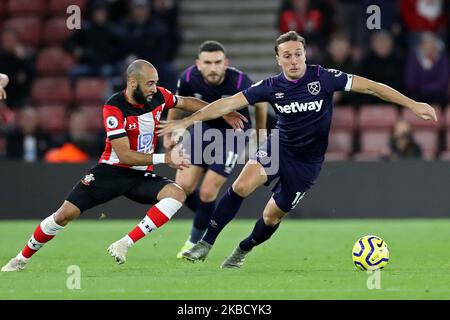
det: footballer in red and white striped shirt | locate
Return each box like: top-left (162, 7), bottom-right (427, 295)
top-left (1, 59), bottom-right (248, 271)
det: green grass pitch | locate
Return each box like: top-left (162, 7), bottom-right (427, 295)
top-left (0, 218), bottom-right (449, 300)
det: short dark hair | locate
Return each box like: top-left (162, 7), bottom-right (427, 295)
top-left (275, 31), bottom-right (306, 55)
top-left (198, 40), bottom-right (227, 56)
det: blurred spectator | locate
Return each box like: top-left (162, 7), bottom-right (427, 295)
top-left (277, 0), bottom-right (330, 62)
top-left (45, 110), bottom-right (102, 163)
top-left (361, 1), bottom-right (405, 52)
top-left (322, 33), bottom-right (360, 105)
top-left (117, 0), bottom-right (177, 90)
top-left (384, 120), bottom-right (423, 160)
top-left (401, 0), bottom-right (448, 34)
top-left (152, 0), bottom-right (182, 62)
top-left (0, 28), bottom-right (35, 108)
top-left (86, 0), bottom-right (128, 22)
top-left (360, 30), bottom-right (404, 104)
top-left (405, 32), bottom-right (450, 105)
top-left (5, 107), bottom-right (50, 162)
top-left (332, 0), bottom-right (364, 48)
top-left (64, 0), bottom-right (122, 82)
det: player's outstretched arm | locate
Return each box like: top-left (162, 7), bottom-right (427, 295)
top-left (110, 136), bottom-right (190, 169)
top-left (175, 95), bottom-right (248, 130)
top-left (157, 92), bottom-right (250, 136)
top-left (0, 73), bottom-right (9, 100)
top-left (350, 75), bottom-right (437, 121)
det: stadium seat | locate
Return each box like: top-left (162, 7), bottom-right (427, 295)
top-left (325, 152), bottom-right (350, 161)
top-left (440, 131), bottom-right (450, 160)
top-left (0, 1), bottom-right (5, 18)
top-left (358, 104), bottom-right (399, 130)
top-left (326, 129), bottom-right (353, 161)
top-left (6, 0), bottom-right (46, 17)
top-left (444, 106), bottom-right (450, 129)
top-left (328, 130), bottom-right (353, 153)
top-left (43, 17), bottom-right (75, 46)
top-left (400, 105), bottom-right (442, 130)
top-left (331, 106), bottom-right (356, 131)
top-left (48, 0), bottom-right (87, 16)
top-left (36, 47), bottom-right (75, 76)
top-left (31, 77), bottom-right (72, 106)
top-left (3, 17), bottom-right (42, 48)
top-left (36, 105), bottom-right (67, 133)
top-left (412, 130), bottom-right (438, 160)
top-left (78, 105), bottom-right (104, 132)
top-left (353, 130), bottom-right (390, 161)
top-left (75, 78), bottom-right (108, 105)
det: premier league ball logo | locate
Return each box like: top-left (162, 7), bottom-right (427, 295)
top-left (307, 81), bottom-right (321, 95)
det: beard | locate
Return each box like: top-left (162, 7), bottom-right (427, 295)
top-left (132, 84), bottom-right (148, 104)
top-left (203, 72), bottom-right (225, 86)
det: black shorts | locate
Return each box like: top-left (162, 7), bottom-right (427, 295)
top-left (66, 164), bottom-right (173, 213)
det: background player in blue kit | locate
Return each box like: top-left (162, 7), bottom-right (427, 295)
top-left (160, 30), bottom-right (437, 269)
top-left (164, 41), bottom-right (268, 258)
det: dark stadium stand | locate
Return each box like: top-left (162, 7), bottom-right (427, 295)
top-left (36, 47), bottom-right (75, 76)
top-left (3, 17), bottom-right (42, 48)
top-left (42, 17), bottom-right (73, 46)
top-left (36, 104), bottom-right (67, 133)
top-left (0, 0), bottom-right (448, 161)
top-left (358, 104), bottom-right (399, 130)
top-left (48, 0), bottom-right (87, 17)
top-left (31, 77), bottom-right (72, 106)
top-left (6, 0), bottom-right (47, 17)
top-left (74, 78), bottom-right (108, 105)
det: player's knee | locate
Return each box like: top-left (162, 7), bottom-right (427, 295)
top-left (54, 206), bottom-right (80, 226)
top-left (176, 181), bottom-right (195, 196)
top-left (262, 210), bottom-right (283, 226)
top-left (232, 179), bottom-right (252, 198)
top-left (164, 183), bottom-right (187, 203)
top-left (199, 184), bottom-right (220, 202)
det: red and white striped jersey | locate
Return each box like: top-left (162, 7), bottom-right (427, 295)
top-left (99, 87), bottom-right (177, 171)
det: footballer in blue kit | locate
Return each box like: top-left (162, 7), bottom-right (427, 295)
top-left (164, 41), bottom-right (267, 258)
top-left (158, 31), bottom-right (437, 268)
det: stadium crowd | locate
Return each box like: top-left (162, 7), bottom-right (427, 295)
top-left (0, 0), bottom-right (449, 161)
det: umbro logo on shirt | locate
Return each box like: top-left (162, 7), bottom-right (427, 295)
top-left (274, 99), bottom-right (323, 114)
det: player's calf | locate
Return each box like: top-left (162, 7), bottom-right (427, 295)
top-left (108, 196), bottom-right (183, 264)
top-left (1, 211), bottom-right (67, 272)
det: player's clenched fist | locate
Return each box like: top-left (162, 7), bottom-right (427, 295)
top-left (410, 102), bottom-right (438, 122)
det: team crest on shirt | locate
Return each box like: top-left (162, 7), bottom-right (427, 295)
top-left (81, 173), bottom-right (95, 186)
top-left (106, 116), bottom-right (119, 129)
top-left (307, 81), bottom-right (321, 95)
